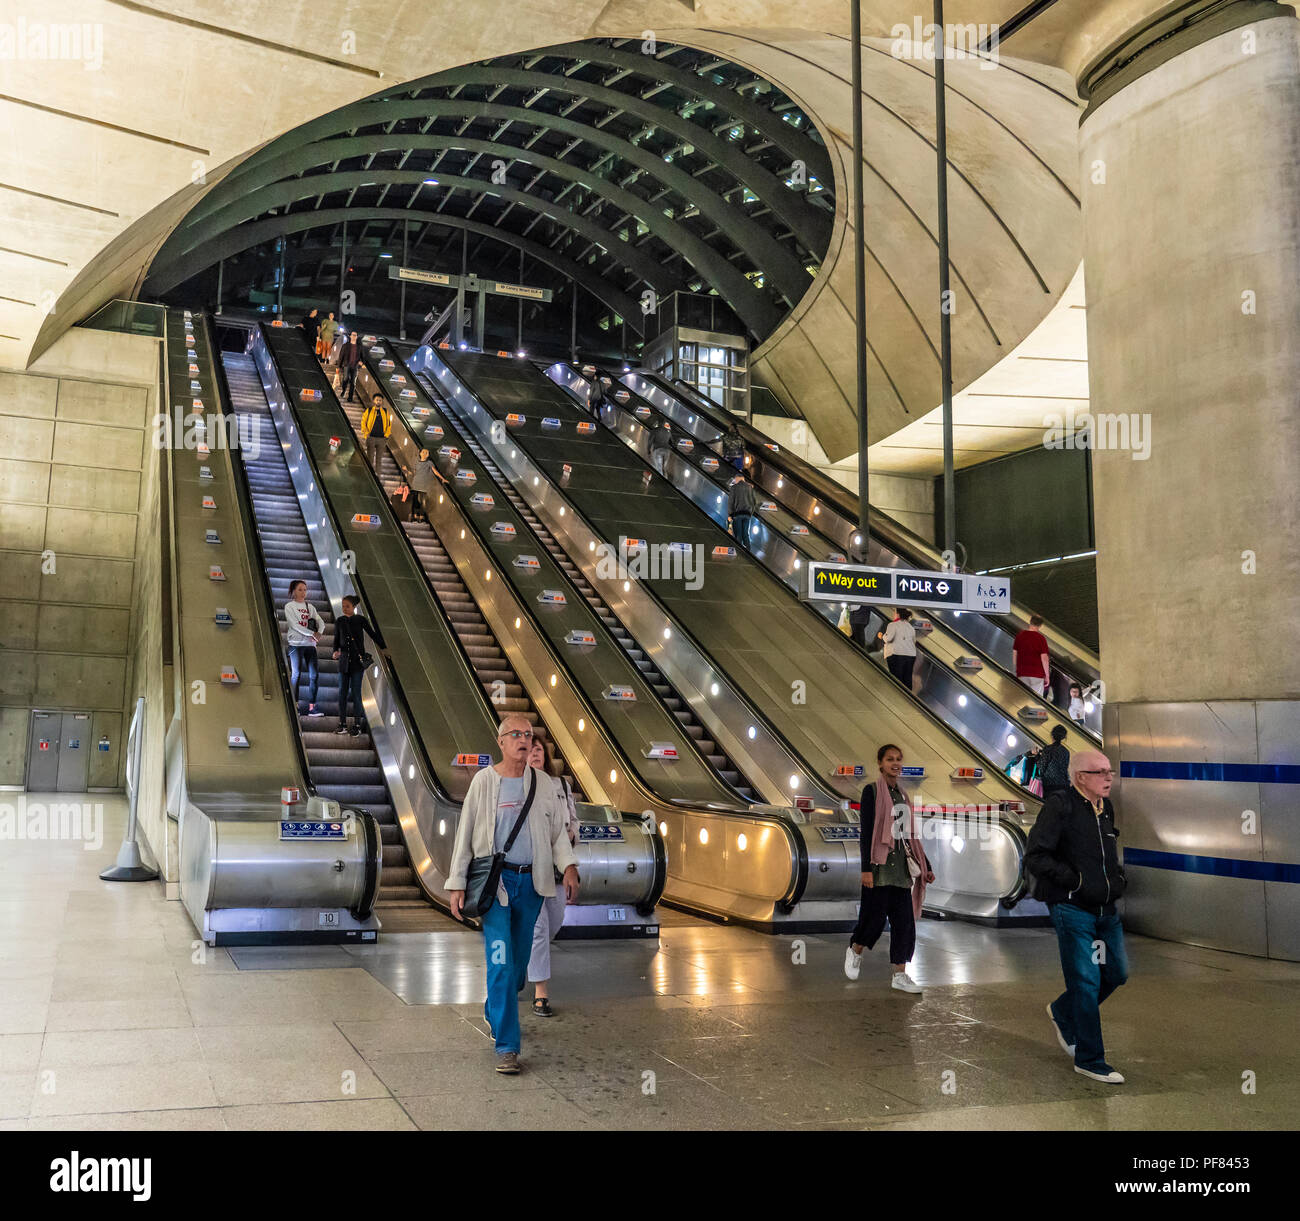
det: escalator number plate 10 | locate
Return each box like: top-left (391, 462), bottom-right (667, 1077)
top-left (790, 524), bottom-right (809, 536)
top-left (951, 767), bottom-right (985, 781)
top-left (760, 502), bottom-right (778, 512)
top-left (542, 417), bottom-right (562, 429)
top-left (565, 630), bottom-right (596, 646)
top-left (576, 422), bottom-right (596, 434)
top-left (712, 546), bottom-right (736, 558)
top-left (378, 360), bottom-right (395, 371)
top-left (538, 590), bottom-right (567, 605)
top-left (470, 493), bottom-right (495, 508)
top-left (351, 514), bottom-right (381, 528)
top-left (491, 522), bottom-right (516, 537)
top-left (456, 469), bottom-right (476, 482)
top-left (603, 686), bottom-right (637, 702)
top-left (454, 753), bottom-right (492, 768)
top-left (438, 445), bottom-right (460, 459)
top-left (513, 555), bottom-right (540, 570)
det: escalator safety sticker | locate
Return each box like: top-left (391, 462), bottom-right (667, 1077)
top-left (438, 445), bottom-right (460, 460)
top-left (954, 656), bottom-right (983, 671)
top-left (580, 824), bottom-right (625, 841)
top-left (712, 546), bottom-right (736, 558)
top-left (362, 334), bottom-right (377, 345)
top-left (818, 825), bottom-right (861, 842)
top-left (603, 685), bottom-right (636, 701)
top-left (201, 495), bottom-right (217, 510)
top-left (667, 542), bottom-right (692, 554)
top-left (399, 389), bottom-right (417, 400)
top-left (634, 406), bottom-right (651, 419)
top-left (198, 466), bottom-right (213, 481)
top-left (580, 365), bottom-right (597, 376)
top-left (280, 787), bottom-right (301, 805)
top-left (700, 457), bottom-right (719, 472)
top-left (191, 398), bottom-right (205, 414)
top-left (351, 514), bottom-right (382, 528)
top-left (378, 360), bottom-right (396, 372)
top-left (832, 764), bottom-right (866, 778)
top-left (491, 522), bottom-right (516, 537)
top-left (299, 388), bottom-right (323, 401)
top-left (565, 629), bottom-right (596, 646)
top-left (470, 493), bottom-right (495, 508)
top-left (189, 380), bottom-right (202, 392)
top-left (542, 417), bottom-right (562, 429)
top-left (827, 553), bottom-right (846, 563)
top-left (214, 608), bottom-right (233, 626)
top-left (622, 538), bottom-right (647, 553)
top-left (912, 619), bottom-right (934, 633)
top-left (951, 766), bottom-right (985, 781)
top-left (790, 524), bottom-right (809, 536)
top-left (561, 464), bottom-right (572, 477)
top-left (643, 742), bottom-right (678, 761)
top-left (454, 753), bottom-right (492, 768)
top-left (513, 555), bottom-right (540, 571)
top-left (220, 666), bottom-right (239, 685)
top-left (505, 413), bottom-right (525, 426)
top-left (188, 364), bottom-right (200, 376)
top-left (279, 821), bottom-right (346, 840)
top-left (456, 468), bottom-right (477, 483)
top-left (614, 389), bottom-right (631, 403)
top-left (900, 766), bottom-right (926, 779)
top-left (185, 335), bottom-right (195, 347)
top-left (197, 442), bottom-right (211, 458)
top-left (205, 529), bottom-right (220, 544)
top-left (676, 438), bottom-right (694, 452)
top-left (1017, 706), bottom-right (1049, 723)
top-left (411, 406), bottom-right (431, 419)
top-left (389, 374), bottom-right (407, 385)
top-left (576, 421), bottom-right (596, 434)
top-left (538, 589), bottom-right (567, 606)
top-left (369, 346), bottom-right (384, 356)
top-left (426, 424), bottom-right (443, 438)
top-left (764, 442), bottom-right (780, 452)
top-left (759, 501), bottom-right (778, 512)
top-left (208, 565), bottom-right (226, 582)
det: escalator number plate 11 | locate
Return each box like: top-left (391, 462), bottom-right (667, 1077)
top-left (951, 767), bottom-right (985, 781)
top-left (565, 630), bottom-right (596, 646)
top-left (790, 524), bottom-right (809, 536)
top-left (456, 469), bottom-right (476, 482)
top-left (299, 389), bottom-right (322, 401)
top-left (576, 422), bottom-right (596, 434)
top-left (644, 742), bottom-right (679, 760)
top-left (542, 417), bottom-right (561, 429)
top-left (438, 445), bottom-right (459, 459)
top-left (454, 753), bottom-right (492, 768)
top-left (538, 590), bottom-right (567, 605)
top-left (351, 514), bottom-right (381, 528)
top-left (603, 686), bottom-right (637, 702)
top-left (208, 565), bottom-right (226, 581)
top-left (513, 555), bottom-right (540, 570)
top-left (760, 501), bottom-right (778, 512)
top-left (470, 493), bottom-right (495, 508)
top-left (491, 522), bottom-right (516, 537)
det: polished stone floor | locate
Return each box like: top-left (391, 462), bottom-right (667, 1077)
top-left (3, 795), bottom-right (1298, 1130)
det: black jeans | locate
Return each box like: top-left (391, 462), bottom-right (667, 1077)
top-left (850, 884), bottom-right (916, 965)
top-left (338, 667), bottom-right (364, 727)
top-left (886, 653), bottom-right (915, 686)
top-left (341, 364), bottom-right (357, 400)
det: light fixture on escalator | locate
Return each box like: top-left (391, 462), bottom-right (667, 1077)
top-left (853, 535), bottom-right (861, 546)
top-left (737, 833), bottom-right (748, 851)
top-left (748, 726), bottom-right (756, 740)
top-left (663, 628), bottom-right (671, 640)
top-left (958, 694), bottom-right (968, 707)
top-left (609, 769), bottom-right (618, 784)
top-left (1006, 735), bottom-right (1018, 748)
top-left (710, 683), bottom-right (718, 696)
top-left (659, 821), bottom-right (667, 837)
top-left (789, 774), bottom-right (799, 790)
top-left (578, 719), bottom-right (585, 732)
top-left (699, 828), bottom-right (709, 845)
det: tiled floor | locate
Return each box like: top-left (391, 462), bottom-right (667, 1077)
top-left (3, 793), bottom-right (1298, 1130)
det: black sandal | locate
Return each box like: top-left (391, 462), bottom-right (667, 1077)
top-left (532, 998), bottom-right (554, 1018)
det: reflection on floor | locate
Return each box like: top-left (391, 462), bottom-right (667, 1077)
top-left (3, 794), bottom-right (1298, 1130)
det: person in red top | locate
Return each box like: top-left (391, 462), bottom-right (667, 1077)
top-left (1013, 614), bottom-right (1051, 698)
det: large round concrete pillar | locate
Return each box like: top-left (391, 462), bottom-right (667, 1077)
top-left (1077, 1), bottom-right (1300, 959)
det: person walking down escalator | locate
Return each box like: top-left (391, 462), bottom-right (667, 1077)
top-left (360, 392), bottom-right (392, 471)
top-left (648, 418), bottom-right (672, 476)
top-left (318, 311), bottom-right (338, 363)
top-left (880, 608), bottom-right (918, 688)
top-left (1039, 725), bottom-right (1072, 802)
top-left (726, 473), bottom-right (759, 543)
top-left (338, 332), bottom-right (362, 402)
top-left (844, 744), bottom-right (934, 993)
top-left (332, 594), bottom-right (386, 736)
top-left (526, 734), bottom-right (580, 1018)
top-left (721, 422), bottom-right (745, 472)
top-left (299, 308), bottom-right (320, 352)
top-left (283, 578), bottom-right (325, 718)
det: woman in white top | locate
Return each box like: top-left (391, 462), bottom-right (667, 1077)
top-left (526, 734), bottom-right (579, 1017)
top-left (879, 607), bottom-right (918, 690)
top-left (283, 579), bottom-right (326, 717)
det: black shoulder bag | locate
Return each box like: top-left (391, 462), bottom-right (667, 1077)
top-left (462, 768), bottom-right (537, 919)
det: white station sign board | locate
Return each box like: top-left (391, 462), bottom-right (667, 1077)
top-left (803, 561), bottom-right (1010, 614)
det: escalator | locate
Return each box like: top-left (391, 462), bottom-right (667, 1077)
top-left (412, 344), bottom-right (1042, 923)
top-left (630, 369), bottom-right (1102, 733)
top-left (553, 363), bottom-right (1094, 762)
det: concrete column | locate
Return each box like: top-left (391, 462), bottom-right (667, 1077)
top-left (1078, 2), bottom-right (1300, 959)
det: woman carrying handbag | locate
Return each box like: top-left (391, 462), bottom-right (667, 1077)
top-left (446, 715), bottom-right (580, 1075)
top-left (525, 735), bottom-right (580, 1017)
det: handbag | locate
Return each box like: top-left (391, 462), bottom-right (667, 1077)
top-left (462, 768), bottom-right (537, 919)
top-left (903, 834), bottom-right (923, 882)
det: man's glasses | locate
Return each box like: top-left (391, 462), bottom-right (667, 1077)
top-left (499, 730), bottom-right (533, 741)
top-left (1079, 769), bottom-right (1115, 777)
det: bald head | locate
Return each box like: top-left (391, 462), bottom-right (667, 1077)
top-left (1069, 749), bottom-right (1114, 803)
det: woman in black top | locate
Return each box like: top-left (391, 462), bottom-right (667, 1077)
top-left (1039, 724), bottom-right (1072, 801)
top-left (331, 595), bottom-right (386, 735)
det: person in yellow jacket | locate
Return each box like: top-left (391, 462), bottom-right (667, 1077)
top-left (360, 393), bottom-right (392, 470)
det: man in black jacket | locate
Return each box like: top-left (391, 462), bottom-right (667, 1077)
top-left (338, 332), bottom-right (362, 402)
top-left (726, 474), bottom-right (759, 542)
top-left (1024, 749), bottom-right (1129, 1084)
top-left (331, 595), bottom-right (387, 736)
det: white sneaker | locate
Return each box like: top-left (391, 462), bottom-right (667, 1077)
top-left (891, 972), bottom-right (922, 994)
top-left (1075, 1064), bottom-right (1125, 1084)
top-left (1046, 1003), bottom-right (1076, 1057)
top-left (844, 945), bottom-right (862, 980)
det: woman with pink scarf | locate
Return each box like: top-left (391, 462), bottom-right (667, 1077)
top-left (844, 744), bottom-right (935, 993)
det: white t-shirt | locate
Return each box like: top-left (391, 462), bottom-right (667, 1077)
top-left (284, 600), bottom-right (324, 648)
top-left (882, 618), bottom-right (917, 658)
top-left (495, 774), bottom-right (533, 866)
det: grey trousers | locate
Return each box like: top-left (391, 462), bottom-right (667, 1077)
top-left (527, 890), bottom-right (567, 983)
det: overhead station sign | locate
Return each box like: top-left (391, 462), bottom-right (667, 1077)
top-left (388, 266), bottom-right (553, 302)
top-left (804, 561), bottom-right (1010, 614)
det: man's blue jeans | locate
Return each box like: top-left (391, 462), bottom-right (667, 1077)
top-left (480, 869), bottom-right (544, 1056)
top-left (1049, 903), bottom-right (1128, 1071)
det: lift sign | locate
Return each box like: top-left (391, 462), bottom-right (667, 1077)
top-left (790, 524), bottom-right (809, 536)
top-left (760, 501), bottom-right (778, 512)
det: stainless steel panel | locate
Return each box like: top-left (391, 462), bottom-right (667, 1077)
top-left (25, 710), bottom-right (59, 791)
top-left (1114, 701), bottom-right (1259, 764)
top-left (1263, 880), bottom-right (1300, 963)
top-left (1123, 865), bottom-right (1268, 958)
top-left (1257, 700), bottom-right (1300, 866)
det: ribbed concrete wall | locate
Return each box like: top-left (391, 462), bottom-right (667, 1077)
top-left (0, 329), bottom-right (158, 789)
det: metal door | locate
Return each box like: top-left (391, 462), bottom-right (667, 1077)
top-left (56, 713), bottom-right (92, 792)
top-left (25, 710), bottom-right (60, 791)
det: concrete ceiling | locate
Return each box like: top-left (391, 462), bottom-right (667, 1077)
top-left (0, 0), bottom-right (1175, 465)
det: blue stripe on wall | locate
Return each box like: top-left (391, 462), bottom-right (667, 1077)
top-left (1120, 761), bottom-right (1300, 784)
top-left (1122, 848), bottom-right (1300, 884)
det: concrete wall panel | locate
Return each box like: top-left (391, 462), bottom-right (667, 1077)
top-left (0, 601), bottom-right (40, 652)
top-left (0, 655), bottom-right (37, 705)
top-left (0, 706), bottom-right (28, 786)
top-left (45, 507), bottom-right (138, 559)
top-left (56, 380), bottom-right (150, 430)
top-left (0, 371), bottom-right (57, 419)
top-left (36, 605), bottom-right (132, 656)
top-left (32, 655), bottom-right (127, 710)
top-left (0, 458), bottom-right (50, 505)
top-left (41, 555), bottom-right (135, 607)
top-left (52, 421), bottom-right (144, 473)
top-left (0, 550), bottom-right (43, 591)
top-left (0, 502), bottom-right (47, 551)
top-left (48, 465), bottom-right (140, 514)
top-left (0, 416), bottom-right (54, 463)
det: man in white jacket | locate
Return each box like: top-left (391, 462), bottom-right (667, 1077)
top-left (447, 714), bottom-right (580, 1073)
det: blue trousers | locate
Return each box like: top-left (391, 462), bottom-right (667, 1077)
top-left (481, 869), bottom-right (544, 1055)
top-left (287, 645), bottom-right (318, 709)
top-left (1049, 903), bottom-right (1128, 1072)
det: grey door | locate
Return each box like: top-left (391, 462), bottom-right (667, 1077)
top-left (56, 712), bottom-right (92, 792)
top-left (25, 710), bottom-right (60, 791)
